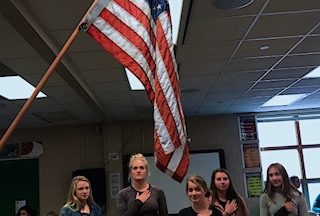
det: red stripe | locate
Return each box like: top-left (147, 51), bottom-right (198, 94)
top-left (87, 25), bottom-right (155, 101)
top-left (155, 75), bottom-right (181, 148)
top-left (99, 9), bottom-right (156, 89)
top-left (114, 0), bottom-right (156, 45)
top-left (155, 133), bottom-right (189, 183)
top-left (156, 17), bottom-right (185, 130)
top-left (154, 26), bottom-right (181, 147)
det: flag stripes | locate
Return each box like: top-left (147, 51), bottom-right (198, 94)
top-left (85, 0), bottom-right (189, 182)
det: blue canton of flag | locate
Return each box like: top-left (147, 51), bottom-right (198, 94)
top-left (149, 0), bottom-right (169, 21)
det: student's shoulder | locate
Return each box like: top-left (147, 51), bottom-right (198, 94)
top-left (118, 185), bottom-right (132, 194)
top-left (150, 184), bottom-right (165, 193)
top-left (91, 202), bottom-right (102, 213)
top-left (178, 206), bottom-right (194, 215)
top-left (260, 193), bottom-right (270, 201)
top-left (60, 206), bottom-right (73, 214)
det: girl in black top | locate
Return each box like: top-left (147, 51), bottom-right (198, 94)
top-left (178, 175), bottom-right (222, 216)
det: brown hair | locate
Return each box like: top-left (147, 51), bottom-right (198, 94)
top-left (211, 168), bottom-right (248, 216)
top-left (186, 175), bottom-right (209, 194)
top-left (263, 163), bottom-right (301, 201)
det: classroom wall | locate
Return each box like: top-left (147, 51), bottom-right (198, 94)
top-left (2, 124), bottom-right (104, 216)
top-left (1, 114), bottom-right (260, 216)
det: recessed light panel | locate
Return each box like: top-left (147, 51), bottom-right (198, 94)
top-left (0, 76), bottom-right (47, 100)
top-left (261, 94), bottom-right (308, 107)
top-left (303, 66), bottom-right (320, 78)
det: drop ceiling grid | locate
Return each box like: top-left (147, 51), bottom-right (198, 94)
top-left (190, 0), bottom-right (264, 19)
top-left (184, 16), bottom-right (255, 43)
top-left (247, 12), bottom-right (320, 39)
top-left (264, 0), bottom-right (320, 13)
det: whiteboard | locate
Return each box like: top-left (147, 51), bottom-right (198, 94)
top-left (124, 150), bottom-right (225, 214)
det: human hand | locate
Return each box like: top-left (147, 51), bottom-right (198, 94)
top-left (224, 199), bottom-right (238, 215)
top-left (136, 190), bottom-right (151, 203)
top-left (283, 201), bottom-right (294, 213)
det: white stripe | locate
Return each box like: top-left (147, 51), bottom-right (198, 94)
top-left (154, 103), bottom-right (175, 154)
top-left (167, 143), bottom-right (185, 172)
top-left (157, 13), bottom-right (186, 142)
top-left (130, 0), bottom-right (156, 32)
top-left (159, 13), bottom-right (178, 78)
top-left (106, 1), bottom-right (157, 60)
top-left (93, 17), bottom-right (155, 90)
top-left (155, 44), bottom-right (185, 144)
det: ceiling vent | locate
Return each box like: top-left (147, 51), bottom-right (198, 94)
top-left (214, 0), bottom-right (254, 10)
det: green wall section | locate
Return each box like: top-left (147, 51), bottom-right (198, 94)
top-left (0, 159), bottom-right (39, 215)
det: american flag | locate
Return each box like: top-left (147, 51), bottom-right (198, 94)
top-left (85, 0), bottom-right (189, 182)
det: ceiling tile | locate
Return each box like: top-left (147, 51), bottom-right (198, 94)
top-left (263, 67), bottom-right (314, 80)
top-left (291, 35), bottom-right (320, 54)
top-left (264, 0), bottom-right (320, 13)
top-left (185, 16), bottom-right (254, 43)
top-left (247, 12), bottom-right (320, 39)
top-left (236, 37), bottom-right (300, 58)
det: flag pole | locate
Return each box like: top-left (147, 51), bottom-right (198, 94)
top-left (0, 0), bottom-right (99, 150)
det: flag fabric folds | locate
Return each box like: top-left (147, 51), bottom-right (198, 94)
top-left (85, 0), bottom-right (189, 182)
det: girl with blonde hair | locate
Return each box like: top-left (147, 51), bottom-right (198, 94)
top-left (116, 153), bottom-right (168, 216)
top-left (60, 176), bottom-right (102, 216)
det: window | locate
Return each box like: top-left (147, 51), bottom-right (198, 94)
top-left (257, 115), bottom-right (320, 208)
top-left (303, 148), bottom-right (320, 179)
top-left (258, 121), bottom-right (297, 147)
top-left (260, 149), bottom-right (301, 178)
top-left (308, 183), bottom-right (320, 209)
top-left (300, 119), bottom-right (320, 145)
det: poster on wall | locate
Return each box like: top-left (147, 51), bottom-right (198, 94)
top-left (239, 116), bottom-right (257, 141)
top-left (0, 141), bottom-right (43, 160)
top-left (243, 144), bottom-right (261, 168)
top-left (246, 172), bottom-right (263, 197)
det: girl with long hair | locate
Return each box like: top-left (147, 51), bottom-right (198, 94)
top-left (260, 163), bottom-right (308, 216)
top-left (60, 176), bottom-right (102, 216)
top-left (210, 168), bottom-right (249, 216)
top-left (178, 175), bottom-right (222, 216)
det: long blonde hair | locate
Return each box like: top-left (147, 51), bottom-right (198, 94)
top-left (63, 176), bottom-right (95, 211)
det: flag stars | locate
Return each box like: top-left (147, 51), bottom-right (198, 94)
top-left (153, 4), bottom-right (162, 12)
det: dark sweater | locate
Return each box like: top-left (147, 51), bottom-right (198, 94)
top-left (177, 206), bottom-right (222, 216)
top-left (116, 185), bottom-right (168, 216)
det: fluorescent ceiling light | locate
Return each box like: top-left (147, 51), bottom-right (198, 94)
top-left (261, 94), bottom-right (308, 107)
top-left (0, 76), bottom-right (47, 100)
top-left (303, 66), bottom-right (320, 78)
top-left (125, 68), bottom-right (145, 90)
top-left (168, 0), bottom-right (183, 44)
